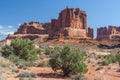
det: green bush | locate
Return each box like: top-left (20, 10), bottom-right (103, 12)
top-left (115, 51), bottom-right (120, 64)
top-left (1, 38), bottom-right (39, 61)
top-left (7, 54), bottom-right (34, 68)
top-left (100, 51), bottom-right (120, 65)
top-left (44, 46), bottom-right (63, 59)
top-left (105, 55), bottom-right (116, 64)
top-left (49, 46), bottom-right (87, 76)
top-left (45, 47), bottom-right (53, 55)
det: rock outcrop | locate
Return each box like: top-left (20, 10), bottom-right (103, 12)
top-left (97, 26), bottom-right (120, 40)
top-left (14, 22), bottom-right (49, 34)
top-left (7, 22), bottom-right (50, 41)
top-left (7, 7), bottom-right (94, 41)
top-left (50, 7), bottom-right (93, 39)
top-left (88, 27), bottom-right (94, 39)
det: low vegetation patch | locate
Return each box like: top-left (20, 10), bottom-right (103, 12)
top-left (97, 51), bottom-right (120, 65)
top-left (18, 72), bottom-right (37, 78)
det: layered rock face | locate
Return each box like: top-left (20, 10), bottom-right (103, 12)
top-left (7, 22), bottom-right (50, 41)
top-left (14, 22), bottom-right (49, 34)
top-left (97, 26), bottom-right (120, 40)
top-left (50, 7), bottom-right (93, 39)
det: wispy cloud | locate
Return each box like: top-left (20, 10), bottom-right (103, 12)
top-left (7, 25), bottom-right (13, 28)
top-left (0, 25), bottom-right (17, 40)
top-left (0, 25), bottom-right (3, 29)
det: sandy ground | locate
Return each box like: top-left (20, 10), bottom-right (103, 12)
top-left (85, 64), bottom-right (120, 80)
top-left (3, 63), bottom-right (119, 80)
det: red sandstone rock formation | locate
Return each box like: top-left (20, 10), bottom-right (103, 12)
top-left (14, 22), bottom-right (49, 34)
top-left (88, 27), bottom-right (94, 39)
top-left (7, 7), bottom-right (94, 41)
top-left (97, 26), bottom-right (120, 40)
top-left (7, 22), bottom-right (50, 41)
top-left (7, 34), bottom-right (48, 41)
top-left (50, 7), bottom-right (93, 39)
top-left (58, 33), bottom-right (64, 41)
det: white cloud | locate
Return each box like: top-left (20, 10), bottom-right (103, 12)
top-left (0, 25), bottom-right (16, 40)
top-left (18, 24), bottom-right (20, 26)
top-left (0, 25), bottom-right (3, 29)
top-left (0, 25), bottom-right (16, 36)
top-left (7, 25), bottom-right (13, 28)
top-left (7, 31), bottom-right (14, 34)
top-left (0, 31), bottom-right (14, 35)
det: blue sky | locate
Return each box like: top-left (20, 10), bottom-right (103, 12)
top-left (0, 0), bottom-right (120, 40)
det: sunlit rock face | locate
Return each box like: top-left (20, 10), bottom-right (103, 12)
top-left (50, 7), bottom-right (93, 39)
top-left (14, 22), bottom-right (50, 34)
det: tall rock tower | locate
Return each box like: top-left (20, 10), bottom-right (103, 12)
top-left (50, 7), bottom-right (88, 39)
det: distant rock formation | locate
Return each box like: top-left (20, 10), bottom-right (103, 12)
top-left (97, 26), bottom-right (120, 40)
top-left (49, 7), bottom-right (93, 39)
top-left (14, 21), bottom-right (49, 34)
top-left (7, 7), bottom-right (94, 41)
top-left (7, 22), bottom-right (49, 41)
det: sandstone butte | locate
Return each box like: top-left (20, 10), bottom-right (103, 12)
top-left (97, 26), bottom-right (120, 41)
top-left (6, 7), bottom-right (120, 41)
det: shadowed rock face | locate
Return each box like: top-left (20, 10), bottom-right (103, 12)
top-left (97, 26), bottom-right (120, 40)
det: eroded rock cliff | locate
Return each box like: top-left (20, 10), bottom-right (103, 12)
top-left (97, 26), bottom-right (120, 40)
top-left (50, 7), bottom-right (90, 39)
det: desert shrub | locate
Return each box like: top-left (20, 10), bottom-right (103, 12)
top-left (49, 46), bottom-right (87, 76)
top-left (115, 51), bottom-right (120, 64)
top-left (45, 46), bottom-right (62, 57)
top-left (18, 72), bottom-right (37, 78)
top-left (7, 54), bottom-right (30, 68)
top-left (105, 55), bottom-right (116, 64)
top-left (1, 38), bottom-right (39, 61)
top-left (45, 47), bottom-right (53, 55)
top-left (36, 48), bottom-right (42, 55)
top-left (0, 56), bottom-right (17, 72)
top-left (101, 51), bottom-right (120, 65)
top-left (8, 54), bottom-right (21, 63)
